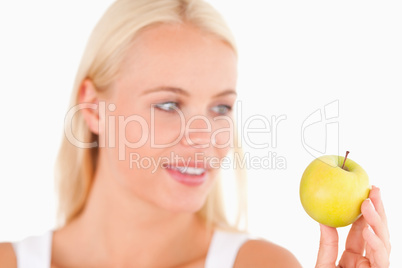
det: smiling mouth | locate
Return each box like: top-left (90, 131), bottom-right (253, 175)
top-left (163, 164), bottom-right (208, 186)
top-left (165, 165), bottom-right (206, 176)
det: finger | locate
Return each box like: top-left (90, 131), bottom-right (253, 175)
top-left (316, 224), bottom-right (338, 267)
top-left (363, 226), bottom-right (390, 267)
top-left (367, 186), bottom-right (391, 255)
top-left (356, 259), bottom-right (371, 268)
top-left (361, 198), bottom-right (391, 253)
top-left (338, 250), bottom-right (371, 268)
top-left (345, 216), bottom-right (367, 255)
top-left (369, 186), bottom-right (388, 225)
top-left (365, 243), bottom-right (372, 258)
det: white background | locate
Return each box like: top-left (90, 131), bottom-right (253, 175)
top-left (0, 1), bottom-right (401, 267)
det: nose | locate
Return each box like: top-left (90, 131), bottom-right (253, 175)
top-left (181, 116), bottom-right (213, 148)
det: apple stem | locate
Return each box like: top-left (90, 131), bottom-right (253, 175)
top-left (342, 151), bottom-right (350, 170)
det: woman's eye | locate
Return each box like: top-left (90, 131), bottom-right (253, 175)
top-left (153, 101), bottom-right (179, 112)
top-left (211, 104), bottom-right (232, 115)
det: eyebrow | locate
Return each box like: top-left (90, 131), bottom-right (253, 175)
top-left (141, 86), bottom-right (237, 98)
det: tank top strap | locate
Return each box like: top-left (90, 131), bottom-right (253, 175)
top-left (205, 229), bottom-right (251, 268)
top-left (12, 230), bottom-right (53, 268)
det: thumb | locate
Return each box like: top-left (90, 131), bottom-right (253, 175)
top-left (315, 224), bottom-right (339, 268)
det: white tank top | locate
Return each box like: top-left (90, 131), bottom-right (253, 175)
top-left (12, 229), bottom-right (251, 268)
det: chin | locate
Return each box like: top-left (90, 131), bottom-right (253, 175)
top-left (157, 193), bottom-right (209, 214)
top-left (156, 168), bottom-right (216, 214)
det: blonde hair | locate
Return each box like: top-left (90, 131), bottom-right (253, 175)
top-left (55, 0), bottom-right (247, 232)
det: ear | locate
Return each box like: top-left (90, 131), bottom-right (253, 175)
top-left (79, 78), bottom-right (100, 135)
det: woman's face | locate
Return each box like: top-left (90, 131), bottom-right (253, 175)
top-left (99, 23), bottom-right (237, 213)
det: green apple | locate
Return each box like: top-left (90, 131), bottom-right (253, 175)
top-left (300, 152), bottom-right (370, 227)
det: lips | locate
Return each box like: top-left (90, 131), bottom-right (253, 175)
top-left (166, 165), bottom-right (206, 175)
top-left (164, 163), bottom-right (209, 186)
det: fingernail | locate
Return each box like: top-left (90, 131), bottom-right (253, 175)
top-left (372, 185), bottom-right (380, 194)
top-left (367, 198), bottom-right (375, 209)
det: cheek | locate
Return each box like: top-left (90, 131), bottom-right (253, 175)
top-left (100, 101), bottom-right (150, 150)
top-left (152, 112), bottom-right (184, 146)
top-left (211, 116), bottom-right (235, 154)
top-left (120, 118), bottom-right (149, 149)
top-left (100, 104), bottom-right (155, 173)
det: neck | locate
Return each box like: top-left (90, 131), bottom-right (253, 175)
top-left (54, 151), bottom-right (213, 267)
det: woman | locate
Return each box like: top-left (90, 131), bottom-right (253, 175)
top-left (0, 0), bottom-right (390, 267)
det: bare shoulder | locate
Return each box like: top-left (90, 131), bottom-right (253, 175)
top-left (234, 238), bottom-right (302, 268)
top-left (0, 242), bottom-right (17, 268)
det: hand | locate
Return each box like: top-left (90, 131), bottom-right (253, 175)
top-left (315, 186), bottom-right (391, 268)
